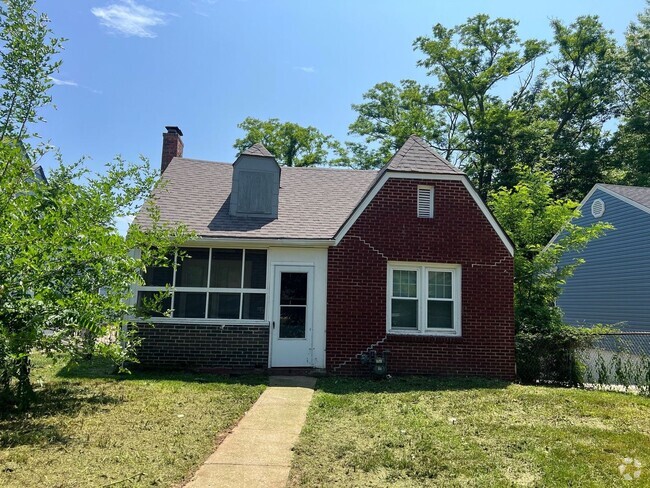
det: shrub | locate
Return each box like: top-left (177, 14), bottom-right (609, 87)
top-left (516, 326), bottom-right (601, 385)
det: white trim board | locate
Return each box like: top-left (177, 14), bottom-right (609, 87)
top-left (334, 171), bottom-right (514, 256)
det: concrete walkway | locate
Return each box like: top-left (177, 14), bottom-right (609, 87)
top-left (185, 376), bottom-right (317, 488)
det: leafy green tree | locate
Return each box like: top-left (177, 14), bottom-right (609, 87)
top-left (234, 117), bottom-right (347, 167)
top-left (0, 0), bottom-right (190, 409)
top-left (489, 168), bottom-right (611, 333)
top-left (349, 13), bottom-right (628, 200)
top-left (347, 80), bottom-right (446, 169)
top-left (612, 3), bottom-right (650, 186)
top-left (413, 15), bottom-right (548, 196)
top-left (349, 15), bottom-right (548, 193)
top-left (537, 16), bottom-right (622, 199)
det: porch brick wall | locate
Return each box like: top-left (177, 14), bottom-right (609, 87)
top-left (327, 178), bottom-right (515, 380)
top-left (135, 323), bottom-right (269, 370)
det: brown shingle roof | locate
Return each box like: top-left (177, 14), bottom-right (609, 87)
top-left (134, 158), bottom-right (378, 240)
top-left (241, 143), bottom-right (274, 158)
top-left (134, 137), bottom-right (466, 241)
top-left (600, 184), bottom-right (650, 210)
top-left (382, 135), bottom-right (462, 175)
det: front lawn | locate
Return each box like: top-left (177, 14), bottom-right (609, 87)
top-left (289, 377), bottom-right (650, 487)
top-left (0, 356), bottom-right (265, 487)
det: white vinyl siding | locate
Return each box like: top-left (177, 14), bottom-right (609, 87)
top-left (387, 262), bottom-right (461, 336)
top-left (417, 185), bottom-right (434, 218)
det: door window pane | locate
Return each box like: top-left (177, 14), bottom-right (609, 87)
top-left (173, 292), bottom-right (206, 318)
top-left (137, 291), bottom-right (172, 317)
top-left (175, 248), bottom-right (209, 287)
top-left (429, 271), bottom-right (452, 299)
top-left (208, 292), bottom-right (240, 319)
top-left (391, 299), bottom-right (418, 328)
top-left (242, 293), bottom-right (265, 320)
top-left (280, 273), bottom-right (307, 306)
top-left (428, 301), bottom-right (453, 329)
top-left (243, 250), bottom-right (267, 289)
top-left (279, 306), bottom-right (306, 338)
top-left (210, 249), bottom-right (243, 288)
top-left (393, 270), bottom-right (417, 298)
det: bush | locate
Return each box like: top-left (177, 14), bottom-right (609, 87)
top-left (516, 326), bottom-right (600, 385)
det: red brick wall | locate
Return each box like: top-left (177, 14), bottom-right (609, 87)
top-left (327, 178), bottom-right (515, 379)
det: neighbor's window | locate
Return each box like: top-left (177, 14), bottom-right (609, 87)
top-left (387, 263), bottom-right (460, 335)
top-left (138, 248), bottom-right (268, 320)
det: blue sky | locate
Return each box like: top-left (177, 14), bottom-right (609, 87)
top-left (37, 0), bottom-right (647, 178)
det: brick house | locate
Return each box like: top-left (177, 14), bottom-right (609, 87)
top-left (132, 127), bottom-right (515, 379)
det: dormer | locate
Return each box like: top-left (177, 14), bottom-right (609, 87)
top-left (229, 143), bottom-right (281, 219)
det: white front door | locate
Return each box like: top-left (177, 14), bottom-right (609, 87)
top-left (271, 265), bottom-right (313, 367)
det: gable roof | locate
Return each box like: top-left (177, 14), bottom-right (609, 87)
top-left (240, 142), bottom-right (274, 158)
top-left (598, 184), bottom-right (650, 212)
top-left (134, 136), bottom-right (513, 254)
top-left (545, 183), bottom-right (650, 250)
top-left (134, 158), bottom-right (377, 240)
top-left (380, 135), bottom-right (462, 176)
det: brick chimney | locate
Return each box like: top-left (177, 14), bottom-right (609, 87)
top-left (161, 126), bottom-right (184, 173)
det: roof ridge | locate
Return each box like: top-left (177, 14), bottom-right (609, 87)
top-left (241, 142), bottom-right (274, 158)
top-left (600, 183), bottom-right (650, 190)
top-left (383, 135), bottom-right (462, 175)
top-left (173, 157), bottom-right (232, 165)
top-left (410, 135), bottom-right (461, 172)
top-left (171, 157), bottom-right (378, 173)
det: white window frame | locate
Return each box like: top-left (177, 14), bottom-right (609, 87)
top-left (136, 247), bottom-right (269, 324)
top-left (386, 262), bottom-right (461, 336)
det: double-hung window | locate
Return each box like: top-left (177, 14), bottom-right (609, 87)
top-left (387, 262), bottom-right (461, 336)
top-left (138, 248), bottom-right (268, 321)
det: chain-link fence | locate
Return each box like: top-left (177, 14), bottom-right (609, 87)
top-left (578, 333), bottom-right (650, 389)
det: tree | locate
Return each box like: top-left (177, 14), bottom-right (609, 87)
top-left (414, 15), bottom-right (549, 196)
top-left (0, 0), bottom-right (190, 409)
top-left (347, 80), bottom-right (446, 169)
top-left (488, 168), bottom-right (611, 333)
top-left (612, 3), bottom-right (650, 186)
top-left (537, 16), bottom-right (622, 199)
top-left (349, 15), bottom-right (549, 193)
top-left (234, 117), bottom-right (347, 167)
top-left (348, 13), bottom-right (629, 200)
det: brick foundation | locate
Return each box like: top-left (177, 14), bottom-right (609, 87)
top-left (327, 178), bottom-right (515, 380)
top-left (135, 322), bottom-right (269, 370)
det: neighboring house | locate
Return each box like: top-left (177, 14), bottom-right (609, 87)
top-left (32, 164), bottom-right (46, 183)
top-left (551, 184), bottom-right (650, 331)
top-left (132, 126), bottom-right (515, 378)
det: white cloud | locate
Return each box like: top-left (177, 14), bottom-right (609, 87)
top-left (49, 76), bottom-right (78, 87)
top-left (294, 66), bottom-right (316, 73)
top-left (91, 0), bottom-right (168, 38)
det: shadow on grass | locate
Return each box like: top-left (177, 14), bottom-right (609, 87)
top-left (315, 375), bottom-right (511, 395)
top-left (56, 356), bottom-right (268, 388)
top-left (0, 382), bottom-right (120, 448)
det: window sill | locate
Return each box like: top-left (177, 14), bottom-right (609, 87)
top-left (132, 317), bottom-right (270, 327)
top-left (387, 331), bottom-right (462, 341)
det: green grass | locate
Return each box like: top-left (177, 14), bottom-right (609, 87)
top-left (0, 356), bottom-right (266, 488)
top-left (289, 377), bottom-right (650, 487)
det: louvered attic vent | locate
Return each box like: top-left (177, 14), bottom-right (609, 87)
top-left (417, 185), bottom-right (434, 218)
